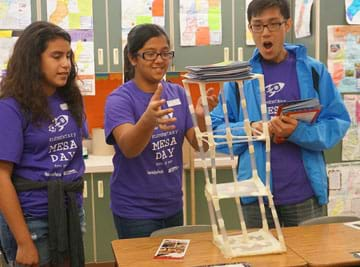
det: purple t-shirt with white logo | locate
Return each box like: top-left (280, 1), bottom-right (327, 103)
top-left (105, 80), bottom-right (193, 219)
top-left (262, 52), bottom-right (314, 205)
top-left (0, 93), bottom-right (85, 217)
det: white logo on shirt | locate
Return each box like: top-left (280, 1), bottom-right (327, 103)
top-left (48, 115), bottom-right (69, 133)
top-left (266, 82), bottom-right (285, 97)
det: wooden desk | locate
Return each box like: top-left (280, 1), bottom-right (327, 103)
top-left (282, 223), bottom-right (360, 266)
top-left (111, 231), bottom-right (306, 267)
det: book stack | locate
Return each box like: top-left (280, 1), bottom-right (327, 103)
top-left (184, 61), bottom-right (252, 81)
top-left (277, 98), bottom-right (322, 123)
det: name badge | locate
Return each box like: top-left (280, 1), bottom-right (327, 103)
top-left (60, 103), bottom-right (69, 110)
top-left (167, 98), bottom-right (181, 107)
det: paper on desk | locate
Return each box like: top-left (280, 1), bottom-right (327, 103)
top-left (194, 262), bottom-right (251, 267)
top-left (344, 220), bottom-right (360, 230)
top-left (153, 239), bottom-right (190, 259)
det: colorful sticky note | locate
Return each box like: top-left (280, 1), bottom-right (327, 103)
top-left (0, 31), bottom-right (12, 38)
top-left (209, 0), bottom-right (220, 8)
top-left (152, 0), bottom-right (164, 16)
top-left (196, 27), bottom-right (210, 46)
top-left (69, 13), bottom-right (81, 29)
top-left (208, 7), bottom-right (221, 31)
top-left (136, 16), bottom-right (152, 25)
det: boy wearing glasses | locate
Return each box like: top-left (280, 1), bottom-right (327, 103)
top-left (211, 0), bottom-right (350, 227)
top-left (105, 24), bottom-right (217, 238)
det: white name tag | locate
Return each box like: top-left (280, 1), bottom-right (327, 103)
top-left (167, 98), bottom-right (181, 107)
top-left (60, 103), bottom-right (68, 110)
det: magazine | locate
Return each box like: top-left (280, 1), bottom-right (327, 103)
top-left (153, 239), bottom-right (190, 259)
top-left (184, 60), bottom-right (252, 81)
top-left (277, 98), bottom-right (321, 123)
top-left (274, 98), bottom-right (321, 143)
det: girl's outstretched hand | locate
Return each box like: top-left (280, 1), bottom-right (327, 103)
top-left (144, 83), bottom-right (177, 131)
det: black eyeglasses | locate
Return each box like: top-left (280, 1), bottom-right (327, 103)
top-left (136, 51), bottom-right (175, 61)
top-left (249, 21), bottom-right (287, 33)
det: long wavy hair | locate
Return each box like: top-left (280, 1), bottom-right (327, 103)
top-left (123, 23), bottom-right (170, 82)
top-left (0, 21), bottom-right (84, 127)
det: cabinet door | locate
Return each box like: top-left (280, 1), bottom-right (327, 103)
top-left (108, 0), bottom-right (122, 73)
top-left (83, 174), bottom-right (95, 263)
top-left (93, 0), bottom-right (109, 73)
top-left (93, 173), bottom-right (117, 262)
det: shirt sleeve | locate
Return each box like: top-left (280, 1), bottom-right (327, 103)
top-left (0, 100), bottom-right (24, 163)
top-left (104, 90), bottom-right (135, 145)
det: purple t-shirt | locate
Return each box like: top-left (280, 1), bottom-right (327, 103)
top-left (262, 52), bottom-right (314, 205)
top-left (0, 93), bottom-right (85, 217)
top-left (105, 80), bottom-right (193, 219)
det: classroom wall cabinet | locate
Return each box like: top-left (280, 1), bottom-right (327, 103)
top-left (35, 0), bottom-right (120, 73)
top-left (83, 173), bottom-right (117, 263)
top-left (83, 174), bottom-right (94, 263)
top-left (30, 0), bottom-right (326, 72)
top-left (93, 0), bottom-right (109, 73)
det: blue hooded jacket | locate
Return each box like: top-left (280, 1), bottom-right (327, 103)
top-left (211, 44), bottom-right (351, 205)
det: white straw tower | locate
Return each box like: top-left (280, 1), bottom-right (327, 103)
top-left (182, 62), bottom-right (286, 258)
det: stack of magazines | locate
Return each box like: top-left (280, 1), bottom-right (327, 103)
top-left (184, 61), bottom-right (252, 81)
top-left (277, 98), bottom-right (322, 123)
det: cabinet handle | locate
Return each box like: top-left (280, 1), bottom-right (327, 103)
top-left (98, 48), bottom-right (104, 65)
top-left (83, 180), bottom-right (88, 198)
top-left (113, 48), bottom-right (119, 65)
top-left (97, 180), bottom-right (104, 198)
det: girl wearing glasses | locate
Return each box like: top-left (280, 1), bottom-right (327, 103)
top-left (105, 24), bottom-right (217, 238)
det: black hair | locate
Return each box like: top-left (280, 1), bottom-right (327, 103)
top-left (0, 21), bottom-right (84, 127)
top-left (247, 0), bottom-right (290, 23)
top-left (123, 23), bottom-right (170, 82)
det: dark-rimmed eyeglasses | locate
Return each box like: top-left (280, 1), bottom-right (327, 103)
top-left (136, 51), bottom-right (175, 61)
top-left (249, 21), bottom-right (287, 33)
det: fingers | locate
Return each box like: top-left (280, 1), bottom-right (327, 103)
top-left (198, 88), bottom-right (218, 112)
top-left (157, 107), bottom-right (174, 119)
top-left (280, 115), bottom-right (297, 125)
top-left (207, 95), bottom-right (218, 110)
top-left (158, 121), bottom-right (177, 131)
top-left (207, 87), bottom-right (215, 95)
top-left (270, 115), bottom-right (297, 138)
top-left (151, 83), bottom-right (163, 101)
top-left (157, 114), bottom-right (176, 125)
top-left (157, 115), bottom-right (177, 131)
top-left (149, 84), bottom-right (166, 111)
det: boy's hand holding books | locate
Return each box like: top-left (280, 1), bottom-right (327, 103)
top-left (251, 98), bottom-right (321, 144)
top-left (269, 116), bottom-right (298, 144)
top-left (271, 98), bottom-right (321, 143)
top-left (250, 118), bottom-right (298, 144)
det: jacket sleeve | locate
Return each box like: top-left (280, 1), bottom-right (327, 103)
top-left (287, 63), bottom-right (351, 151)
top-left (210, 81), bottom-right (248, 155)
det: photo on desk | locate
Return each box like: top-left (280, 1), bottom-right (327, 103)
top-left (153, 238), bottom-right (190, 259)
top-left (194, 262), bottom-right (251, 267)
